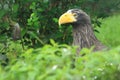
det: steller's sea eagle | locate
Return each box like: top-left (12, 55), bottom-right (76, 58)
top-left (58, 9), bottom-right (106, 54)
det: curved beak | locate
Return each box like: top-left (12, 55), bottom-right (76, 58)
top-left (58, 12), bottom-right (77, 25)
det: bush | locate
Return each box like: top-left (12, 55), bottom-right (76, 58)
top-left (0, 40), bottom-right (120, 80)
top-left (0, 1), bottom-right (120, 80)
top-left (95, 15), bottom-right (120, 48)
top-left (0, 0), bottom-right (120, 48)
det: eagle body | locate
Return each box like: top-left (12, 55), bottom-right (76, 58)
top-left (59, 9), bottom-right (106, 54)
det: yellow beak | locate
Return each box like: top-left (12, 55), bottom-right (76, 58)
top-left (58, 12), bottom-right (77, 25)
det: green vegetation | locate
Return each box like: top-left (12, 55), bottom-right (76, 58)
top-left (0, 0), bottom-right (120, 80)
top-left (96, 15), bottom-right (120, 48)
top-left (0, 40), bottom-right (120, 80)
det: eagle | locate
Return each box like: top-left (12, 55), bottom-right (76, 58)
top-left (58, 9), bottom-right (106, 54)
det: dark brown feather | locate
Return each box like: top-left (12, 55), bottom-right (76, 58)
top-left (59, 9), bottom-right (107, 54)
top-left (70, 9), bottom-right (106, 54)
top-left (72, 17), bottom-right (106, 54)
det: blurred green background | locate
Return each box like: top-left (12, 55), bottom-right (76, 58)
top-left (0, 0), bottom-right (120, 80)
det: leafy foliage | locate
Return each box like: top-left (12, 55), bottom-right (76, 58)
top-left (0, 0), bottom-right (120, 47)
top-left (0, 0), bottom-right (120, 80)
top-left (0, 40), bottom-right (120, 80)
top-left (95, 15), bottom-right (120, 47)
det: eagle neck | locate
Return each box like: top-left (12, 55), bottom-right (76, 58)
top-left (72, 23), bottom-right (98, 53)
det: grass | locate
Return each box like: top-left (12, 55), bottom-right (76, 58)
top-left (95, 15), bottom-right (120, 48)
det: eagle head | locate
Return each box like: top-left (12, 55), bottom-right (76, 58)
top-left (59, 9), bottom-right (91, 26)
